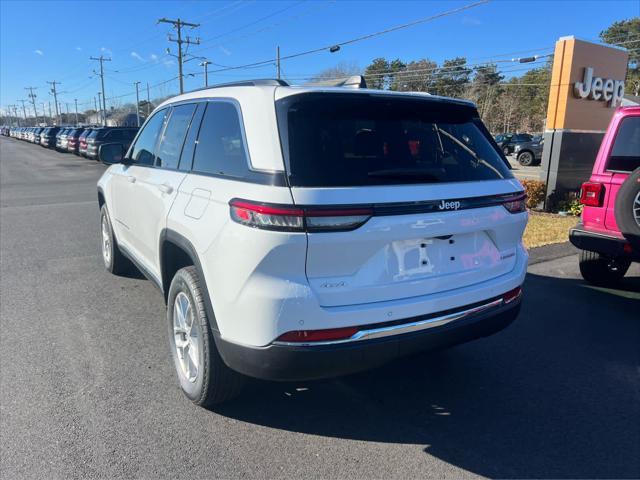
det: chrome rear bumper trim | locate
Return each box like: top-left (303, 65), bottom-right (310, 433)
top-left (273, 296), bottom-right (514, 347)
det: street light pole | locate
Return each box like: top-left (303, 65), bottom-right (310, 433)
top-left (74, 99), bottom-right (79, 126)
top-left (200, 60), bottom-right (212, 87)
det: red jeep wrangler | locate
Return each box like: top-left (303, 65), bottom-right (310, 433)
top-left (569, 106), bottom-right (640, 285)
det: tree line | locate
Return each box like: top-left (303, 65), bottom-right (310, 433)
top-left (313, 57), bottom-right (551, 135)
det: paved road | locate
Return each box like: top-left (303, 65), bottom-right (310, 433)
top-left (1, 136), bottom-right (639, 479)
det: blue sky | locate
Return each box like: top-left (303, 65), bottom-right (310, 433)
top-left (1, 0), bottom-right (638, 114)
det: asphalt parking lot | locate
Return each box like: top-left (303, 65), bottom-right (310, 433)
top-left (507, 154), bottom-right (542, 181)
top-left (0, 136), bottom-right (639, 479)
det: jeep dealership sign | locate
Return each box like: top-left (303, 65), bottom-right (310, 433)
top-left (573, 67), bottom-right (625, 107)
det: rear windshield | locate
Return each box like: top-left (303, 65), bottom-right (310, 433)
top-left (88, 129), bottom-right (101, 139)
top-left (276, 93), bottom-right (512, 187)
top-left (607, 116), bottom-right (640, 172)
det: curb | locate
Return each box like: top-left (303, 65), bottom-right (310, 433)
top-left (528, 241), bottom-right (578, 265)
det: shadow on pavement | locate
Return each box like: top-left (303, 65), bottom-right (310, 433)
top-left (213, 272), bottom-right (640, 478)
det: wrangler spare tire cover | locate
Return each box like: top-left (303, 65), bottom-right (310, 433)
top-left (614, 167), bottom-right (640, 249)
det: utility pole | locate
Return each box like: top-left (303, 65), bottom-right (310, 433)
top-left (48, 101), bottom-right (52, 122)
top-left (25, 87), bottom-right (39, 125)
top-left (146, 82), bottom-right (150, 116)
top-left (18, 99), bottom-right (28, 125)
top-left (41, 103), bottom-right (46, 124)
top-left (200, 60), bottom-right (212, 87)
top-left (90, 55), bottom-right (111, 126)
top-left (74, 99), bottom-right (79, 126)
top-left (134, 81), bottom-right (141, 127)
top-left (97, 92), bottom-right (102, 125)
top-left (158, 17), bottom-right (200, 94)
top-left (276, 46), bottom-right (281, 80)
top-left (46, 81), bottom-right (61, 125)
top-left (12, 105), bottom-right (20, 127)
top-left (7, 105), bottom-right (16, 126)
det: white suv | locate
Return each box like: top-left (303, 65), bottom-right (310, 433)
top-left (97, 78), bottom-right (528, 406)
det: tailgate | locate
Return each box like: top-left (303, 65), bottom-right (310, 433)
top-left (293, 181), bottom-right (527, 307)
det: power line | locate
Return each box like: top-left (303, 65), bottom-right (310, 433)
top-left (190, 0), bottom-right (335, 55)
top-left (205, 0), bottom-right (490, 74)
top-left (198, 0), bottom-right (306, 44)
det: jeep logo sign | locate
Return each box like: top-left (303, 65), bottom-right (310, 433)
top-left (438, 200), bottom-right (461, 211)
top-left (573, 67), bottom-right (625, 108)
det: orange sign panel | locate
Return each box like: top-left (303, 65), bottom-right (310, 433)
top-left (546, 37), bottom-right (628, 131)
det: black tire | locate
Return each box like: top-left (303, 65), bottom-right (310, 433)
top-left (99, 205), bottom-right (132, 275)
top-left (517, 151), bottom-right (534, 166)
top-left (614, 167), bottom-right (640, 249)
top-left (167, 266), bottom-right (244, 406)
top-left (578, 250), bottom-right (631, 286)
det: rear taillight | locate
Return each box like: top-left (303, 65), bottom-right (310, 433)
top-left (502, 194), bottom-right (527, 214)
top-left (276, 326), bottom-right (359, 343)
top-left (579, 182), bottom-right (605, 207)
top-left (503, 286), bottom-right (522, 304)
top-left (229, 199), bottom-right (373, 232)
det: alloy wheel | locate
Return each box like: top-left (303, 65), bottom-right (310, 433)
top-left (101, 215), bottom-right (111, 266)
top-left (634, 191), bottom-right (640, 228)
top-left (173, 292), bottom-right (200, 383)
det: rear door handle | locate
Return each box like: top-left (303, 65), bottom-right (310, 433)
top-left (127, 176), bottom-right (136, 183)
top-left (157, 183), bottom-right (174, 194)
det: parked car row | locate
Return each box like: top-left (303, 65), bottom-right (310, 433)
top-left (5, 125), bottom-right (139, 159)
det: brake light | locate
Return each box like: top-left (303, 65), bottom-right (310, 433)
top-left (229, 199), bottom-right (373, 232)
top-left (502, 193), bottom-right (527, 213)
top-left (580, 182), bottom-right (604, 207)
top-left (276, 326), bottom-right (359, 343)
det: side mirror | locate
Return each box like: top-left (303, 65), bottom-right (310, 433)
top-left (98, 143), bottom-right (127, 165)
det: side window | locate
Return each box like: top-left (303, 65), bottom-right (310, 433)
top-left (178, 103), bottom-right (205, 171)
top-left (192, 101), bottom-right (249, 177)
top-left (608, 117), bottom-right (640, 172)
top-left (155, 103), bottom-right (197, 170)
top-left (129, 109), bottom-right (167, 166)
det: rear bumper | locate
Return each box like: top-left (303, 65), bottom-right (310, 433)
top-left (215, 294), bottom-right (521, 381)
top-left (569, 224), bottom-right (639, 260)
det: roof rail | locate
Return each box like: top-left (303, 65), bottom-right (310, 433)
top-left (187, 78), bottom-right (289, 94)
top-left (305, 75), bottom-right (367, 89)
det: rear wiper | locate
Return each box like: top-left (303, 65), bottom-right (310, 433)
top-left (367, 169), bottom-right (442, 182)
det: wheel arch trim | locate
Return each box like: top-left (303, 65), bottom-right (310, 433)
top-left (159, 229), bottom-right (219, 332)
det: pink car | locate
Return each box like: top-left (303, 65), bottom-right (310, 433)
top-left (569, 106), bottom-right (640, 285)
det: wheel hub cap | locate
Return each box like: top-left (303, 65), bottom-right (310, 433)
top-left (634, 191), bottom-right (640, 228)
top-left (173, 292), bottom-right (199, 383)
